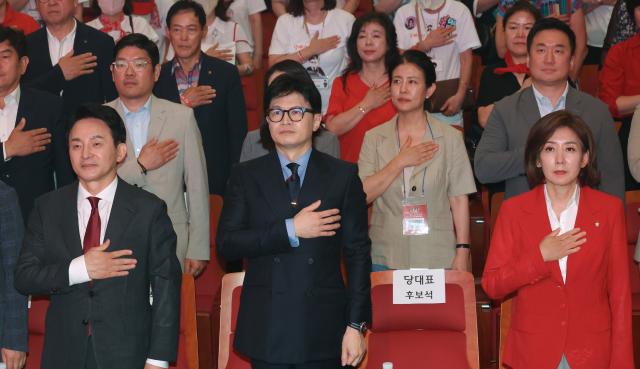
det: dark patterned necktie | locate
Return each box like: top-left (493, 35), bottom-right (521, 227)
top-left (286, 163), bottom-right (300, 207)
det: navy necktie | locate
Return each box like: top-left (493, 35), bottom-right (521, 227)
top-left (286, 162), bottom-right (300, 207)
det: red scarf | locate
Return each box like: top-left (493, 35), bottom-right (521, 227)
top-left (131, 0), bottom-right (161, 28)
top-left (494, 51), bottom-right (529, 75)
top-left (99, 14), bottom-right (127, 40)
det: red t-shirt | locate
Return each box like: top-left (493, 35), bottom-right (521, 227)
top-left (599, 33), bottom-right (640, 118)
top-left (2, 4), bottom-right (39, 35)
top-left (325, 73), bottom-right (397, 163)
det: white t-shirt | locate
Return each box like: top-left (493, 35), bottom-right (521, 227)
top-left (585, 4), bottom-right (613, 48)
top-left (87, 15), bottom-right (160, 44)
top-left (166, 17), bottom-right (252, 64)
top-left (394, 0), bottom-right (480, 81)
top-left (228, 0), bottom-right (267, 47)
top-left (269, 9), bottom-right (354, 114)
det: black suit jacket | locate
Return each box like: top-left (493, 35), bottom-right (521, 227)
top-left (23, 21), bottom-right (117, 116)
top-left (15, 178), bottom-right (181, 369)
top-left (154, 54), bottom-right (248, 195)
top-left (0, 87), bottom-right (74, 222)
top-left (216, 150), bottom-right (371, 364)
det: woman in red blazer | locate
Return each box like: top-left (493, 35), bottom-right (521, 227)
top-left (482, 110), bottom-right (634, 369)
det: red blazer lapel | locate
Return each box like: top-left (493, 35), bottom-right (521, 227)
top-left (565, 186), bottom-right (601, 286)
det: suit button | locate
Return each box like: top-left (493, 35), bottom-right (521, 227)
top-left (89, 290), bottom-right (95, 298)
top-left (51, 288), bottom-right (59, 294)
top-left (82, 319), bottom-right (89, 325)
top-left (306, 290), bottom-right (313, 297)
top-left (412, 186), bottom-right (417, 191)
top-left (273, 257), bottom-right (280, 263)
top-left (308, 258), bottom-right (314, 265)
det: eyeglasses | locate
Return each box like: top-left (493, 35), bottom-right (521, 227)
top-left (111, 59), bottom-right (152, 72)
top-left (266, 107), bottom-right (314, 123)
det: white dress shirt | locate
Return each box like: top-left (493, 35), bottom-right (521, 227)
top-left (121, 97), bottom-right (152, 158)
top-left (0, 86), bottom-right (20, 161)
top-left (543, 184), bottom-right (580, 283)
top-left (68, 177), bottom-right (168, 368)
top-left (532, 82), bottom-right (569, 118)
top-left (47, 20), bottom-right (77, 67)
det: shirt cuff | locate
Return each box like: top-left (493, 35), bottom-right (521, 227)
top-left (68, 255), bottom-right (91, 286)
top-left (285, 218), bottom-right (299, 247)
top-left (3, 141), bottom-right (10, 161)
top-left (146, 359), bottom-right (169, 368)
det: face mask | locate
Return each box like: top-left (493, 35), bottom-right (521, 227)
top-left (98, 0), bottom-right (125, 16)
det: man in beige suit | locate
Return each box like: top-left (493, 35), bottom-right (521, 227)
top-left (108, 33), bottom-right (210, 276)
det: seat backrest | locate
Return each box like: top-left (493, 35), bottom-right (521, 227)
top-left (490, 192), bottom-right (504, 237)
top-left (579, 64), bottom-right (600, 97)
top-left (170, 273), bottom-right (199, 369)
top-left (25, 297), bottom-right (49, 369)
top-left (361, 271), bottom-right (479, 369)
top-left (354, 0), bottom-right (373, 17)
top-left (196, 195), bottom-right (225, 303)
top-left (219, 272), bottom-right (252, 369)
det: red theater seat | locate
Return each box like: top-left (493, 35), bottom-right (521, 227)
top-left (171, 273), bottom-right (199, 369)
top-left (361, 270), bottom-right (479, 369)
top-left (218, 272), bottom-right (251, 369)
top-left (24, 297), bottom-right (49, 369)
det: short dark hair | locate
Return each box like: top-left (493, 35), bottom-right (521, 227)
top-left (287, 0), bottom-right (336, 17)
top-left (394, 49), bottom-right (436, 86)
top-left (343, 12), bottom-right (400, 88)
top-left (114, 33), bottom-right (160, 67)
top-left (624, 0), bottom-right (640, 24)
top-left (0, 26), bottom-right (27, 59)
top-left (91, 0), bottom-right (133, 17)
top-left (503, 0), bottom-right (541, 30)
top-left (69, 104), bottom-right (127, 146)
top-left (527, 17), bottom-right (576, 55)
top-left (259, 75), bottom-right (322, 150)
top-left (524, 110), bottom-right (599, 188)
top-left (264, 60), bottom-right (313, 87)
top-left (166, 0), bottom-right (207, 28)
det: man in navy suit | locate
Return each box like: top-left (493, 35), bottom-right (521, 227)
top-left (0, 180), bottom-right (27, 369)
top-left (217, 75), bottom-right (371, 369)
top-left (22, 0), bottom-right (116, 116)
top-left (154, 0), bottom-right (247, 196)
top-left (0, 26), bottom-right (74, 222)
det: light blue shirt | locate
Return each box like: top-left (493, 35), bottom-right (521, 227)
top-left (121, 97), bottom-right (152, 158)
top-left (532, 82), bottom-right (569, 117)
top-left (278, 148), bottom-right (312, 248)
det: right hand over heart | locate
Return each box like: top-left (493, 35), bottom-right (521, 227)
top-left (293, 200), bottom-right (341, 238)
top-left (4, 118), bottom-right (51, 158)
top-left (85, 240), bottom-right (137, 280)
top-left (137, 138), bottom-right (179, 171)
top-left (539, 228), bottom-right (586, 262)
top-left (58, 50), bottom-right (97, 81)
top-left (306, 32), bottom-right (340, 56)
top-left (393, 136), bottom-right (439, 168)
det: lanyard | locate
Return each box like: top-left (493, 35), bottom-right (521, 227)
top-left (395, 114), bottom-right (435, 199)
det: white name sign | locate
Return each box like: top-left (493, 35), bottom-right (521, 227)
top-left (393, 269), bottom-right (446, 304)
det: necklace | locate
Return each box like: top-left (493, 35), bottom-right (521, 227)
top-left (359, 69), bottom-right (388, 87)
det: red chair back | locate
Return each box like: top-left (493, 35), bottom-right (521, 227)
top-left (171, 273), bottom-right (199, 369)
top-left (362, 271), bottom-right (479, 369)
top-left (24, 297), bottom-right (49, 369)
top-left (218, 272), bottom-right (252, 369)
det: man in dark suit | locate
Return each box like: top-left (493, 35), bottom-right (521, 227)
top-left (0, 181), bottom-right (27, 369)
top-left (15, 104), bottom-right (181, 369)
top-left (154, 0), bottom-right (247, 195)
top-left (217, 75), bottom-right (371, 369)
top-left (22, 0), bottom-right (116, 116)
top-left (474, 18), bottom-right (624, 200)
top-left (0, 26), bottom-right (74, 222)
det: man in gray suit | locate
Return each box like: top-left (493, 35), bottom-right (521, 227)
top-left (0, 181), bottom-right (26, 369)
top-left (108, 34), bottom-right (210, 276)
top-left (475, 18), bottom-right (624, 200)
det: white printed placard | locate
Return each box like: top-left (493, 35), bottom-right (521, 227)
top-left (393, 269), bottom-right (446, 304)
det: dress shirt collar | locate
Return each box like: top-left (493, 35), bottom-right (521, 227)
top-left (46, 18), bottom-right (77, 43)
top-left (120, 96), bottom-right (152, 115)
top-left (543, 183), bottom-right (580, 218)
top-left (276, 148), bottom-right (312, 184)
top-left (532, 82), bottom-right (569, 115)
top-left (171, 53), bottom-right (203, 75)
top-left (2, 85), bottom-right (20, 108)
top-left (77, 176), bottom-right (118, 206)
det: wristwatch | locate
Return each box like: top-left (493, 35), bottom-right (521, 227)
top-left (348, 321), bottom-right (368, 334)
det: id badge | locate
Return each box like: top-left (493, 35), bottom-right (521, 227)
top-left (402, 196), bottom-right (429, 235)
top-left (312, 76), bottom-right (329, 90)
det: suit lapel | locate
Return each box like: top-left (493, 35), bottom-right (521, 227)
top-left (198, 57), bottom-right (215, 87)
top-left (162, 62), bottom-right (181, 102)
top-left (410, 118), bottom-right (444, 182)
top-left (297, 150), bottom-right (330, 209)
top-left (520, 88), bottom-right (542, 128)
top-left (565, 187), bottom-right (598, 286)
top-left (257, 151), bottom-right (298, 218)
top-left (564, 87), bottom-right (582, 115)
top-left (15, 87), bottom-right (30, 129)
top-left (104, 178), bottom-right (136, 250)
top-left (148, 96), bottom-right (167, 139)
top-left (62, 183), bottom-right (83, 258)
top-left (73, 22), bottom-right (91, 55)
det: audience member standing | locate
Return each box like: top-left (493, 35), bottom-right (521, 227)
top-left (483, 111), bottom-right (634, 369)
top-left (0, 182), bottom-right (26, 369)
top-left (15, 104), bottom-right (182, 369)
top-left (269, 0), bottom-right (355, 114)
top-left (0, 0), bottom-right (38, 35)
top-left (598, 0), bottom-right (640, 189)
top-left (217, 74), bottom-right (371, 369)
top-left (325, 12), bottom-right (399, 163)
top-left (359, 50), bottom-right (476, 271)
top-left (203, 0), bottom-right (254, 74)
top-left (155, 0), bottom-right (247, 196)
top-left (0, 26), bottom-right (74, 222)
top-left (226, 0), bottom-right (265, 69)
top-left (272, 0), bottom-right (360, 17)
top-left (474, 18), bottom-right (624, 200)
top-left (87, 0), bottom-right (160, 45)
top-left (394, 0), bottom-right (480, 127)
top-left (23, 0), bottom-right (117, 116)
top-left (110, 34), bottom-right (210, 275)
